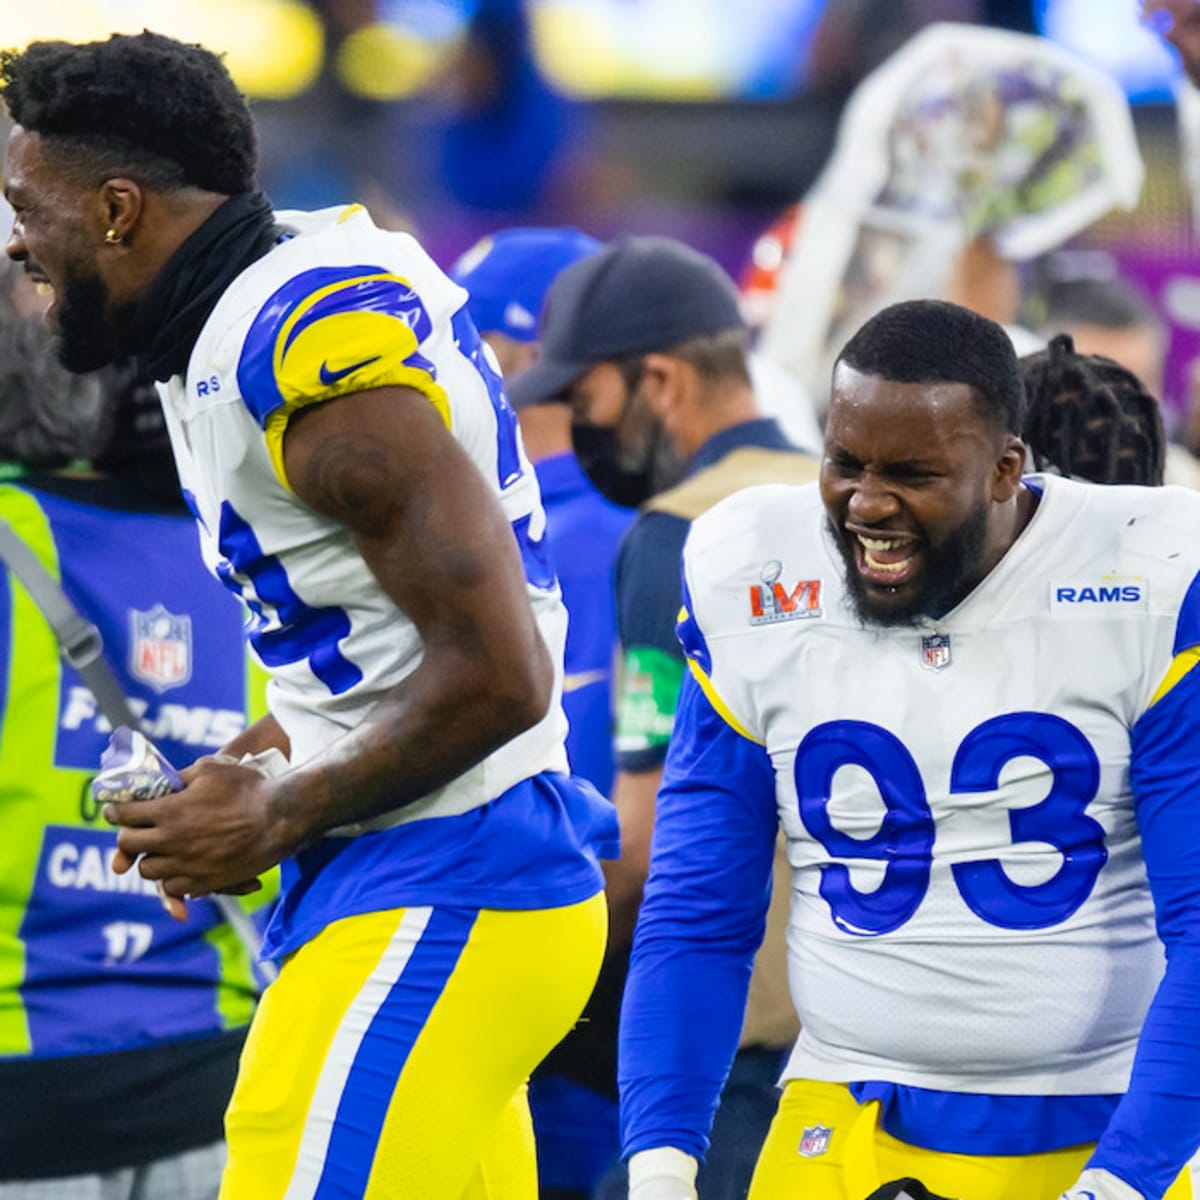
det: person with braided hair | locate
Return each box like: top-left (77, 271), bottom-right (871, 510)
top-left (1020, 266), bottom-right (1200, 489)
top-left (1020, 333), bottom-right (1167, 487)
top-left (0, 272), bottom-right (274, 1199)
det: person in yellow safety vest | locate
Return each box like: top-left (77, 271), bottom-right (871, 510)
top-left (0, 296), bottom-right (274, 1198)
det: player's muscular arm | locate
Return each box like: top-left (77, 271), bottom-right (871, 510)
top-left (279, 384), bottom-right (554, 820)
top-left (107, 385), bottom-right (552, 899)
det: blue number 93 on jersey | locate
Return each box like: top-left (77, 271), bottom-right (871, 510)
top-left (795, 711), bottom-right (1107, 937)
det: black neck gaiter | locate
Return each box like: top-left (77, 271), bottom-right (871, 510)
top-left (125, 191), bottom-right (280, 382)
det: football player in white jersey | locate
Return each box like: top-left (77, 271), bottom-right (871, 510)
top-left (1, 31), bottom-right (617, 1200)
top-left (618, 299), bottom-right (1200, 1200)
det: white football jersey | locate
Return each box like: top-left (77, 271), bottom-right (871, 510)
top-left (157, 205), bottom-right (569, 830)
top-left (681, 474), bottom-right (1200, 1095)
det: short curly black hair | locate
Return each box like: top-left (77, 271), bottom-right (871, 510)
top-left (0, 30), bottom-right (257, 194)
top-left (836, 299), bottom-right (1026, 436)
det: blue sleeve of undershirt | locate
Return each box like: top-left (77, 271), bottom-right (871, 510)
top-left (1089, 654), bottom-right (1200, 1199)
top-left (618, 671), bottom-right (780, 1161)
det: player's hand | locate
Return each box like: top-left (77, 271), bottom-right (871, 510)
top-left (213, 878), bottom-right (265, 896)
top-left (1060, 1167), bottom-right (1145, 1200)
top-left (105, 758), bottom-right (294, 900)
top-left (1143, 0), bottom-right (1200, 88)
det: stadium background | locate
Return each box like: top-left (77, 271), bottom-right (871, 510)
top-left (3, 0), bottom-right (1197, 414)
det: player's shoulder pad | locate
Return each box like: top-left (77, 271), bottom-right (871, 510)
top-left (683, 481), bottom-right (822, 631)
top-left (215, 207), bottom-right (462, 429)
top-left (1038, 475), bottom-right (1200, 565)
top-left (686, 480), bottom-right (821, 569)
top-left (1048, 479), bottom-right (1200, 644)
top-left (1099, 482), bottom-right (1200, 573)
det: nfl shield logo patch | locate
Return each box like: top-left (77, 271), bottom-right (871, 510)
top-left (130, 604), bottom-right (193, 693)
top-left (798, 1124), bottom-right (832, 1158)
top-left (920, 632), bottom-right (951, 671)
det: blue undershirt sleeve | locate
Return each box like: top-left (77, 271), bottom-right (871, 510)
top-left (618, 671), bottom-right (779, 1161)
top-left (1089, 654), bottom-right (1200, 1198)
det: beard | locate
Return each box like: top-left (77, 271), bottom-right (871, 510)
top-left (53, 271), bottom-right (126, 374)
top-left (829, 499), bottom-right (991, 628)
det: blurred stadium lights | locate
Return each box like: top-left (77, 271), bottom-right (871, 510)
top-left (1035, 0), bottom-right (1183, 103)
top-left (9, 0), bottom-right (1177, 112)
top-left (1, 0), bottom-right (836, 104)
top-left (336, 0), bottom-right (478, 100)
top-left (528, 0), bottom-right (829, 100)
top-left (1, 0), bottom-right (324, 99)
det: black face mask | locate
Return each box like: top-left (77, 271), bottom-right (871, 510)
top-left (572, 418), bottom-right (686, 509)
top-left (571, 423), bottom-right (653, 508)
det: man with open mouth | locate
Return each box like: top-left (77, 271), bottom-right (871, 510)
top-left (618, 299), bottom-right (1200, 1200)
top-left (1, 30), bottom-right (617, 1200)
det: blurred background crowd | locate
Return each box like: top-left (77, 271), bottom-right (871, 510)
top-left (4, 0), bottom-right (1198, 449)
top-left (2, 5), bottom-right (1200, 1199)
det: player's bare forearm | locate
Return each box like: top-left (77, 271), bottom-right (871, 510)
top-left (266, 623), bottom-right (552, 847)
top-left (109, 635), bottom-right (551, 899)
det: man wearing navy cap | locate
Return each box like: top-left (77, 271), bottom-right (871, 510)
top-left (508, 234), bottom-right (818, 1200)
top-left (453, 227), bottom-right (633, 1200)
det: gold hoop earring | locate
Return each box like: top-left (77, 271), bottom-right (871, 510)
top-left (104, 229), bottom-right (121, 246)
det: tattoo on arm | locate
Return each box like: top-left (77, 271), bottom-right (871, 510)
top-left (297, 432), bottom-right (398, 536)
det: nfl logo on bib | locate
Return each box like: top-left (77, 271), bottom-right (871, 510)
top-left (798, 1124), bottom-right (832, 1158)
top-left (920, 633), bottom-right (951, 671)
top-left (130, 604), bottom-right (193, 692)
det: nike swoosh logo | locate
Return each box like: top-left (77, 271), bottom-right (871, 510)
top-left (564, 669), bottom-right (609, 693)
top-left (319, 355), bottom-right (381, 386)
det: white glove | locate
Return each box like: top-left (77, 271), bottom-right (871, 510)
top-left (192, 747), bottom-right (290, 777)
top-left (1060, 1167), bottom-right (1144, 1200)
top-left (237, 747), bottom-right (289, 777)
top-left (628, 1147), bottom-right (699, 1200)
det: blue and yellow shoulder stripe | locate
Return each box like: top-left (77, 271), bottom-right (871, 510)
top-left (675, 575), bottom-right (762, 745)
top-left (1148, 569), bottom-right (1200, 711)
top-left (236, 264), bottom-right (451, 488)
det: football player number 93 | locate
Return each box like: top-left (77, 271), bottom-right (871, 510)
top-left (794, 713), bottom-right (1107, 936)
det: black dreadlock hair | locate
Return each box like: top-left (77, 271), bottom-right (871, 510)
top-left (1020, 333), bottom-right (1166, 487)
top-left (0, 31), bottom-right (256, 194)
